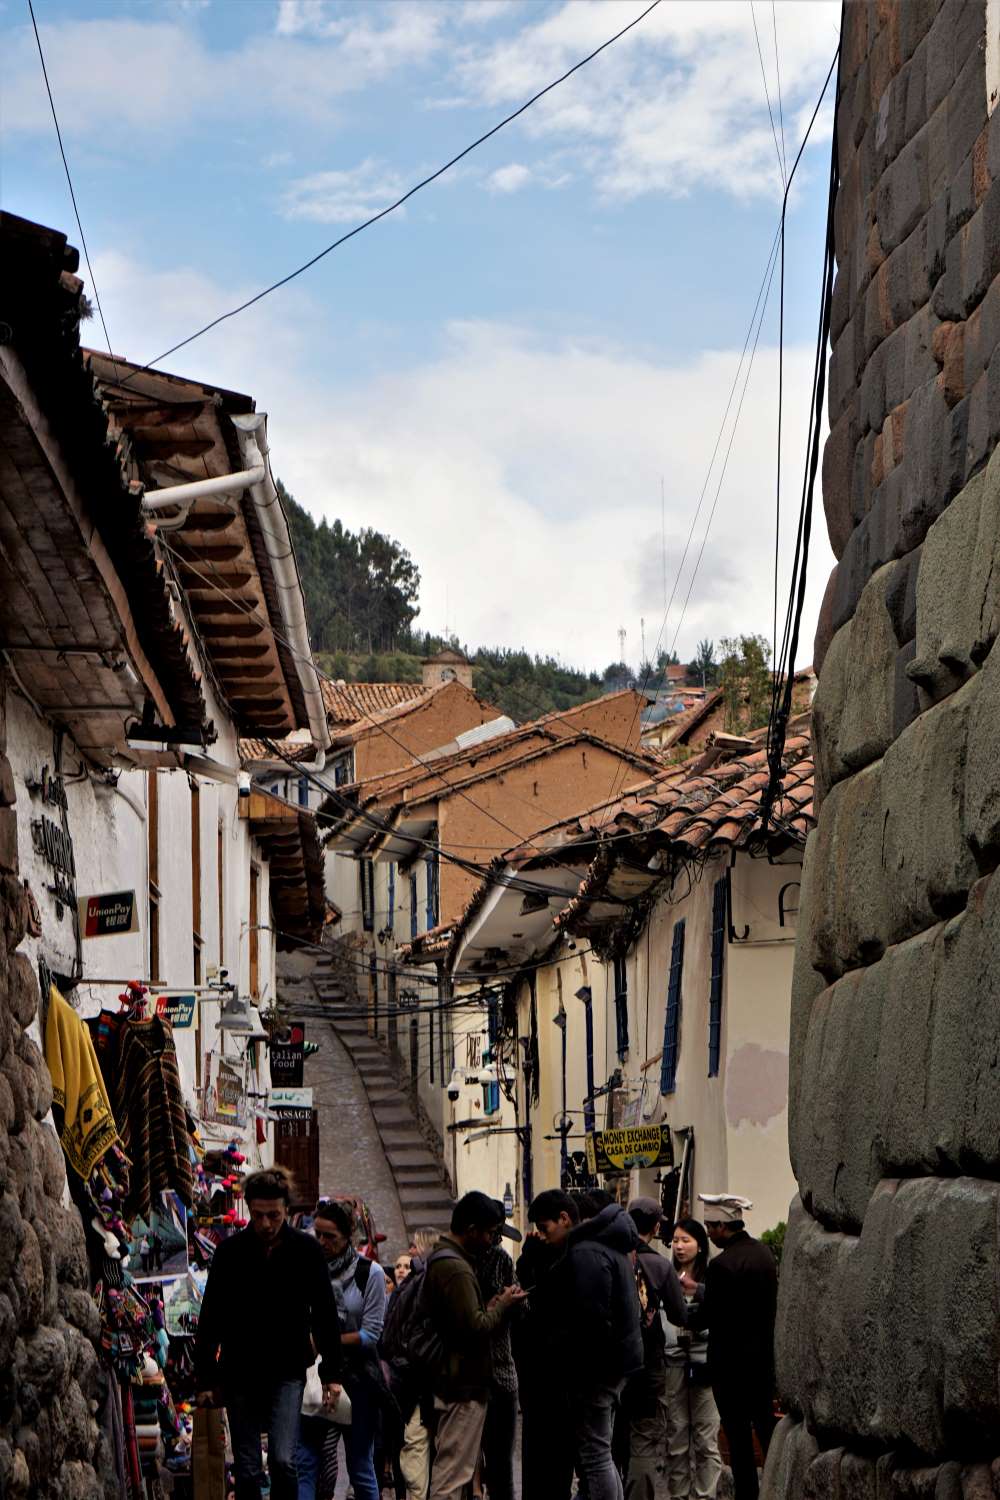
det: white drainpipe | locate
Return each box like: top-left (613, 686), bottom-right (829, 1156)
top-left (231, 413), bottom-right (330, 755)
top-left (142, 464), bottom-right (266, 529)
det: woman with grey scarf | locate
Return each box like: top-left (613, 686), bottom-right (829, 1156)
top-left (297, 1198), bottom-right (387, 1500)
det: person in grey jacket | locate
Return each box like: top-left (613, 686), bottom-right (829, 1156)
top-left (297, 1198), bottom-right (387, 1500)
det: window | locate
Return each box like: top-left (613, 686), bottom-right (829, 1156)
top-left (191, 782), bottom-right (203, 986)
top-left (613, 956), bottom-right (629, 1062)
top-left (249, 865), bottom-right (260, 999)
top-left (483, 995), bottom-right (500, 1115)
top-left (579, 986), bottom-right (595, 1132)
top-left (409, 871), bottom-right (419, 941)
top-left (708, 879), bottom-right (727, 1077)
top-left (147, 772), bottom-right (160, 984)
top-left (424, 849), bottom-right (439, 931)
top-left (334, 752), bottom-right (355, 788)
top-left (297, 775), bottom-right (309, 807)
top-left (217, 818), bottom-right (225, 967)
top-left (360, 859), bottom-right (375, 933)
top-left (387, 862), bottom-right (396, 927)
top-left (427, 1006), bottom-right (435, 1083)
top-left (659, 920), bottom-right (686, 1095)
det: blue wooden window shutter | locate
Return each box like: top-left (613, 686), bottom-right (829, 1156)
top-left (660, 920), bottom-right (686, 1095)
top-left (708, 879), bottom-right (727, 1077)
top-left (613, 956), bottom-right (629, 1062)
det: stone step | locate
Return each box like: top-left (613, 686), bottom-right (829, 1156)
top-left (386, 1146), bottom-right (439, 1170)
top-left (403, 1210), bottom-right (452, 1233)
top-left (398, 1186), bottom-right (454, 1209)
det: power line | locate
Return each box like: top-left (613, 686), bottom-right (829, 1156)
top-left (750, 0), bottom-right (786, 189)
top-left (27, 0), bottom-right (119, 381)
top-left (594, 44), bottom-right (840, 827)
top-left (771, 0), bottom-right (789, 185)
top-left (117, 0), bottom-right (663, 386)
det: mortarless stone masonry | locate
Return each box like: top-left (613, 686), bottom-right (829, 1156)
top-left (766, 1), bottom-right (1000, 1492)
top-left (0, 672), bottom-right (104, 1499)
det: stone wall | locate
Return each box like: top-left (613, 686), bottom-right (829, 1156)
top-left (770, 0), bottom-right (1000, 1487)
top-left (0, 671), bottom-right (103, 1499)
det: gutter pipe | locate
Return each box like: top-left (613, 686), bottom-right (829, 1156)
top-left (142, 465), bottom-right (265, 530)
top-left (231, 413), bottom-right (330, 755)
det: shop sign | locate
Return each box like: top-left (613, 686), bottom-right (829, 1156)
top-left (585, 1123), bottom-right (673, 1176)
top-left (270, 1023), bottom-right (305, 1087)
top-left (78, 889), bottom-right (139, 938)
top-left (268, 1086), bottom-right (313, 1120)
top-left (156, 992), bottom-right (196, 1028)
top-left (204, 1059), bottom-right (245, 1125)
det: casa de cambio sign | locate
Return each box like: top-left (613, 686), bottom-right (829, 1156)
top-left (585, 1123), bottom-right (674, 1176)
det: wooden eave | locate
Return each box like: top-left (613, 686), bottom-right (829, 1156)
top-left (87, 352), bottom-right (308, 739)
top-left (239, 791), bottom-right (325, 948)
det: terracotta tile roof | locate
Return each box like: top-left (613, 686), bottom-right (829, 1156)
top-left (239, 737), bottom-right (317, 765)
top-left (321, 680), bottom-right (428, 727)
top-left (326, 679), bottom-right (493, 747)
top-left (399, 920), bottom-right (455, 963)
top-left (445, 717), bottom-right (815, 967)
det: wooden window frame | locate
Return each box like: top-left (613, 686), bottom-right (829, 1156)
top-left (148, 771), bottom-right (160, 985)
top-left (191, 782), bottom-right (203, 987)
top-left (249, 863), bottom-right (260, 1001)
top-left (660, 920), bottom-right (686, 1096)
top-left (613, 955), bottom-right (629, 1063)
top-left (708, 878), bottom-right (727, 1077)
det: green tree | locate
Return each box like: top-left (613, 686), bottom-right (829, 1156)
top-left (718, 634), bottom-right (772, 733)
top-left (691, 638), bottom-right (718, 688)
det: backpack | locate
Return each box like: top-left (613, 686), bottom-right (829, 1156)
top-left (379, 1246), bottom-right (462, 1376)
top-left (353, 1256), bottom-right (373, 1294)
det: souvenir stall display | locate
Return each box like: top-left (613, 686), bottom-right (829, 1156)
top-left (43, 979), bottom-right (252, 1499)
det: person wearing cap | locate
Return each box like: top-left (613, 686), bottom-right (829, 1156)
top-left (693, 1195), bottom-right (777, 1500)
top-left (422, 1192), bottom-right (526, 1500)
top-left (476, 1208), bottom-right (523, 1500)
top-left (622, 1198), bottom-right (699, 1500)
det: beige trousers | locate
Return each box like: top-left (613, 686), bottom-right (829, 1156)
top-left (430, 1397), bottom-right (488, 1500)
top-left (400, 1404), bottom-right (431, 1500)
top-left (663, 1364), bottom-right (722, 1500)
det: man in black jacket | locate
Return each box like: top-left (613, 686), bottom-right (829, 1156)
top-left (530, 1190), bottom-right (642, 1500)
top-left (514, 1194), bottom-right (579, 1500)
top-left (195, 1168), bottom-right (341, 1500)
top-left (696, 1194), bottom-right (777, 1500)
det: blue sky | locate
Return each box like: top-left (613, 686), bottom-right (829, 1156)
top-left (2, 0), bottom-right (840, 673)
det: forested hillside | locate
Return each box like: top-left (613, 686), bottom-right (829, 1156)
top-left (281, 480), bottom-right (605, 718)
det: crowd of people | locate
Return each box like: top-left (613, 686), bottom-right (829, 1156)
top-left (194, 1169), bottom-right (778, 1500)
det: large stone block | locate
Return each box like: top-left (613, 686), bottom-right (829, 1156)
top-left (881, 673), bottom-right (980, 935)
top-left (777, 1181), bottom-right (1000, 1455)
top-left (760, 1418), bottom-right (820, 1500)
top-left (961, 631), bottom-right (1000, 867)
top-left (811, 621), bottom-right (852, 804)
top-left (836, 562), bottom-right (898, 771)
top-left (788, 832), bottom-right (825, 1178)
top-left (8, 954), bottom-right (38, 1030)
top-left (809, 758), bottom-right (889, 980)
top-left (911, 448), bottom-right (1000, 698)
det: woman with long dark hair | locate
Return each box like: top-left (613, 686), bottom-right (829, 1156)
top-left (663, 1219), bottom-right (721, 1499)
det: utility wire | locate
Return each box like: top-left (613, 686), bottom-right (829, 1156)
top-left (27, 0), bottom-right (119, 381)
top-left (771, 0), bottom-right (789, 184)
top-left (118, 0), bottom-right (663, 385)
top-left (750, 0), bottom-right (787, 188)
top-left (595, 44), bottom-right (840, 827)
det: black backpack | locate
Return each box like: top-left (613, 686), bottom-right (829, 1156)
top-left (379, 1246), bottom-right (462, 1375)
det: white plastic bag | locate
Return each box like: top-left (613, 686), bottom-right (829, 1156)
top-left (301, 1361), bottom-right (351, 1425)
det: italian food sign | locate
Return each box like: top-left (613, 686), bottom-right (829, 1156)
top-left (585, 1123), bottom-right (673, 1175)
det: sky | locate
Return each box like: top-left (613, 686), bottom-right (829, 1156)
top-left (2, 0), bottom-right (841, 676)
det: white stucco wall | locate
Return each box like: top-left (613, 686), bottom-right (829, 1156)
top-left (7, 676), bottom-right (275, 1169)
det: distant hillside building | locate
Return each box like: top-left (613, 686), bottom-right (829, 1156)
top-left (422, 647), bottom-right (473, 689)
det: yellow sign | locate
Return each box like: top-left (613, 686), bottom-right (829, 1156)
top-left (585, 1123), bottom-right (673, 1175)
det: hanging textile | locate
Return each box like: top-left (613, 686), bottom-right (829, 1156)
top-left (44, 984), bottom-right (121, 1178)
top-left (112, 1015), bottom-right (194, 1218)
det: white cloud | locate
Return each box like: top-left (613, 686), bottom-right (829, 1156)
top-left (281, 158), bottom-right (407, 223)
top-left (447, 0), bottom-right (839, 203)
top-left (87, 252), bottom-right (833, 676)
top-left (486, 162), bottom-right (532, 194)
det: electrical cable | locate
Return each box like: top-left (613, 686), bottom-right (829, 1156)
top-left (594, 42), bottom-right (840, 831)
top-left (117, 0), bottom-right (664, 385)
top-left (27, 0), bottom-right (119, 382)
top-left (750, 0), bottom-right (787, 188)
top-left (762, 44), bottom-right (841, 833)
top-left (771, 0), bottom-right (789, 185)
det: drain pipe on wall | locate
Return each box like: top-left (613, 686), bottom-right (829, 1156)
top-left (232, 414), bottom-right (329, 757)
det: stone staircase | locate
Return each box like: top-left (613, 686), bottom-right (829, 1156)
top-left (310, 941), bottom-right (454, 1243)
